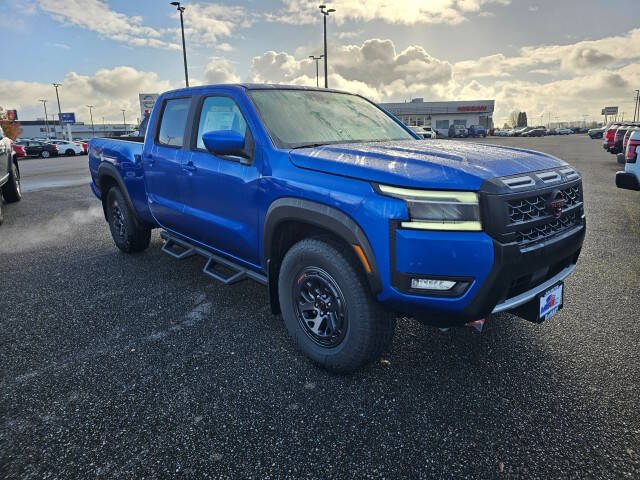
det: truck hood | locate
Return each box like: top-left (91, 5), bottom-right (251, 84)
top-left (289, 140), bottom-right (567, 190)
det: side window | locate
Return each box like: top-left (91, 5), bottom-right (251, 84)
top-left (196, 96), bottom-right (247, 150)
top-left (158, 98), bottom-right (191, 147)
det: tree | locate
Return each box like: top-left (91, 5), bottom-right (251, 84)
top-left (0, 107), bottom-right (21, 140)
top-left (508, 111), bottom-right (520, 128)
top-left (517, 111), bottom-right (528, 127)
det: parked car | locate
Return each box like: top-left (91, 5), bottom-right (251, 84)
top-left (48, 139), bottom-right (84, 156)
top-left (522, 128), bottom-right (546, 137)
top-left (13, 139), bottom-right (58, 158)
top-left (448, 124), bottom-right (468, 138)
top-left (603, 124), bottom-right (621, 151)
top-left (75, 141), bottom-right (89, 154)
top-left (12, 143), bottom-right (27, 158)
top-left (0, 126), bottom-right (22, 224)
top-left (588, 127), bottom-right (605, 139)
top-left (618, 128), bottom-right (638, 163)
top-left (468, 125), bottom-right (487, 138)
top-left (556, 128), bottom-right (572, 135)
top-left (409, 126), bottom-right (436, 139)
top-left (494, 129), bottom-right (511, 137)
top-left (88, 84), bottom-right (585, 372)
top-left (616, 128), bottom-right (640, 191)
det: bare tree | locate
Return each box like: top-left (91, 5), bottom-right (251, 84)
top-left (508, 110), bottom-right (520, 128)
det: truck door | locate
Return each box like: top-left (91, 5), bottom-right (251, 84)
top-left (144, 97), bottom-right (191, 231)
top-left (179, 94), bottom-right (261, 267)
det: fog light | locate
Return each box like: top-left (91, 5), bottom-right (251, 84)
top-left (411, 278), bottom-right (456, 290)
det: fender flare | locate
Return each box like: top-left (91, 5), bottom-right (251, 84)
top-left (96, 163), bottom-right (139, 223)
top-left (263, 197), bottom-right (381, 294)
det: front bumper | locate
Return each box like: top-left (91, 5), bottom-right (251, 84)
top-left (377, 218), bottom-right (585, 327)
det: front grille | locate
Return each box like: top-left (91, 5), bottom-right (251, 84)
top-left (515, 211), bottom-right (581, 245)
top-left (505, 254), bottom-right (575, 299)
top-left (484, 178), bottom-right (584, 248)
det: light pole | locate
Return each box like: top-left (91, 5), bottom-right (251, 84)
top-left (86, 105), bottom-right (95, 137)
top-left (309, 55), bottom-right (324, 88)
top-left (318, 5), bottom-right (335, 88)
top-left (39, 99), bottom-right (50, 139)
top-left (634, 89), bottom-right (639, 122)
top-left (52, 82), bottom-right (62, 138)
top-left (121, 109), bottom-right (127, 133)
top-left (170, 2), bottom-right (189, 87)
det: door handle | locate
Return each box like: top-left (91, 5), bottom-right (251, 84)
top-left (182, 162), bottom-right (197, 173)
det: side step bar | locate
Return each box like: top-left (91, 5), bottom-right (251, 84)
top-left (160, 231), bottom-right (267, 286)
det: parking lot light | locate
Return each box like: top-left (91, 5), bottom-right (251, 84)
top-left (170, 2), bottom-right (189, 87)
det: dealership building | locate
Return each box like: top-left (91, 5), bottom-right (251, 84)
top-left (15, 120), bottom-right (136, 140)
top-left (379, 98), bottom-right (495, 135)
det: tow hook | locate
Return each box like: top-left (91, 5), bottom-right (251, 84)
top-left (465, 318), bottom-right (486, 333)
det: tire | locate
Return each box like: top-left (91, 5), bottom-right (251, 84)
top-left (40, 150), bottom-right (50, 158)
top-left (65, 149), bottom-right (75, 156)
top-left (278, 238), bottom-right (396, 373)
top-left (2, 161), bottom-right (22, 203)
top-left (106, 187), bottom-right (151, 253)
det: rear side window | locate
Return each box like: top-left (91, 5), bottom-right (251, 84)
top-left (196, 96), bottom-right (247, 150)
top-left (158, 98), bottom-right (191, 147)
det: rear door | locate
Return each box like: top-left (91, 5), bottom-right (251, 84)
top-left (144, 96), bottom-right (192, 230)
top-left (179, 94), bottom-right (262, 266)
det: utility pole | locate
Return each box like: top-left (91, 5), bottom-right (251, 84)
top-left (52, 83), bottom-right (62, 138)
top-left (170, 2), bottom-right (189, 87)
top-left (121, 109), bottom-right (127, 133)
top-left (633, 89), bottom-right (639, 122)
top-left (319, 5), bottom-right (335, 88)
top-left (86, 105), bottom-right (95, 137)
top-left (309, 55), bottom-right (324, 88)
top-left (39, 99), bottom-right (50, 139)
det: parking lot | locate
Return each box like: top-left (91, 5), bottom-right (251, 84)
top-left (1, 135), bottom-right (639, 478)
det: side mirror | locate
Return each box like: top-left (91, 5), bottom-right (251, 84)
top-left (202, 130), bottom-right (248, 159)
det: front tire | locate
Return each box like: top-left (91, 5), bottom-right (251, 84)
top-left (40, 150), bottom-right (50, 158)
top-left (65, 149), bottom-right (75, 156)
top-left (2, 161), bottom-right (21, 203)
top-left (278, 238), bottom-right (395, 373)
top-left (106, 187), bottom-right (151, 253)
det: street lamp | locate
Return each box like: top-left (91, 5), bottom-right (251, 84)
top-left (309, 55), bottom-right (324, 88)
top-left (318, 5), bottom-right (335, 88)
top-left (170, 2), bottom-right (189, 87)
top-left (39, 99), bottom-right (50, 139)
top-left (120, 109), bottom-right (127, 133)
top-left (87, 105), bottom-right (95, 137)
top-left (52, 82), bottom-right (62, 138)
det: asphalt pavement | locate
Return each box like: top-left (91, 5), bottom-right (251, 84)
top-left (1, 136), bottom-right (639, 479)
top-left (18, 154), bottom-right (91, 193)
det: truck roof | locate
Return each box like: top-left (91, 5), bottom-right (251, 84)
top-left (162, 83), bottom-right (352, 96)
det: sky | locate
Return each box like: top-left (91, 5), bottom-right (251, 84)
top-left (1, 0), bottom-right (639, 125)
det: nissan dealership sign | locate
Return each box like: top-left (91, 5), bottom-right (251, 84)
top-left (139, 93), bottom-right (159, 118)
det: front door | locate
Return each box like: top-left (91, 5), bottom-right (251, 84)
top-left (144, 97), bottom-right (191, 231)
top-left (180, 95), bottom-right (261, 267)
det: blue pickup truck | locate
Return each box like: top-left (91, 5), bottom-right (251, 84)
top-left (89, 84), bottom-right (585, 372)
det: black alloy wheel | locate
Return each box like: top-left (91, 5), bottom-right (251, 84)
top-left (293, 266), bottom-right (348, 347)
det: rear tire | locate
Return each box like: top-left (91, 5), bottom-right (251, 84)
top-left (40, 150), bottom-right (50, 158)
top-left (2, 161), bottom-right (22, 203)
top-left (106, 187), bottom-right (151, 253)
top-left (278, 238), bottom-right (395, 373)
top-left (65, 149), bottom-right (75, 156)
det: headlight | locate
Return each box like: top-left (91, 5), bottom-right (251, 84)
top-left (377, 184), bottom-right (482, 231)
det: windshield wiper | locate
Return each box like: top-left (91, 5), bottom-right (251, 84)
top-left (290, 143), bottom-right (331, 150)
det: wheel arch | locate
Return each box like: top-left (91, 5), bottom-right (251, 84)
top-left (264, 198), bottom-right (381, 314)
top-left (96, 163), bottom-right (138, 224)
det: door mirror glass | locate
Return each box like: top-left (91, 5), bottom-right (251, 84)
top-left (202, 130), bottom-right (247, 157)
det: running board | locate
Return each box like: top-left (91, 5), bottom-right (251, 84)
top-left (160, 231), bottom-right (267, 286)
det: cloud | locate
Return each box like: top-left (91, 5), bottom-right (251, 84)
top-left (249, 39), bottom-right (454, 99)
top-left (0, 66), bottom-right (172, 123)
top-left (273, 0), bottom-right (510, 25)
top-left (204, 57), bottom-right (241, 84)
top-left (175, 2), bottom-right (252, 48)
top-left (38, 0), bottom-right (180, 50)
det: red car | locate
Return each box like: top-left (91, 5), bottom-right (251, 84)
top-left (74, 141), bottom-right (88, 154)
top-left (11, 143), bottom-right (27, 158)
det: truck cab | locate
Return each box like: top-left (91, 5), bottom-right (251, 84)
top-left (89, 84), bottom-right (585, 372)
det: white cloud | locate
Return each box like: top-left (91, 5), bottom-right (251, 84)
top-left (273, 0), bottom-right (510, 25)
top-left (38, 0), bottom-right (180, 50)
top-left (0, 66), bottom-right (172, 123)
top-left (175, 3), bottom-right (252, 48)
top-left (204, 57), bottom-right (241, 84)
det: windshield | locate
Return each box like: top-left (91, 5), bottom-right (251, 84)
top-left (248, 89), bottom-right (414, 149)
